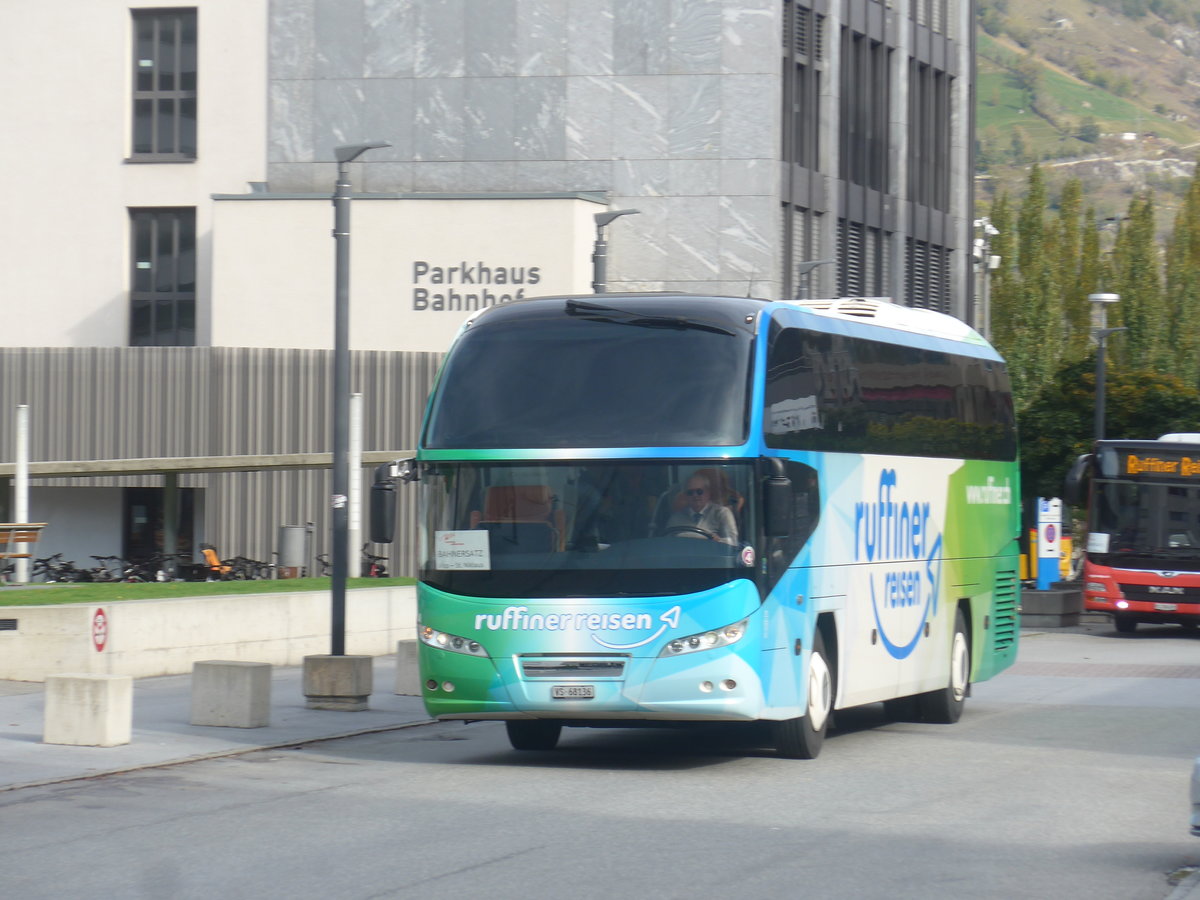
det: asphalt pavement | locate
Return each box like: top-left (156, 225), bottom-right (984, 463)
top-left (2, 624), bottom-right (1198, 898)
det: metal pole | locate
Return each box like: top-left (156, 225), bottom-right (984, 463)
top-left (330, 142), bottom-right (388, 656)
top-left (591, 230), bottom-right (608, 293)
top-left (14, 404), bottom-right (29, 584)
top-left (1093, 326), bottom-right (1127, 442)
top-left (348, 391), bottom-right (363, 576)
top-left (591, 209), bottom-right (640, 293)
top-left (1094, 332), bottom-right (1107, 442)
top-left (1088, 293), bottom-right (1122, 445)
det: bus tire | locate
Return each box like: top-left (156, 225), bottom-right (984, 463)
top-left (917, 609), bottom-right (969, 724)
top-left (772, 630), bottom-right (832, 759)
top-left (505, 719), bottom-right (562, 751)
top-left (1113, 615), bottom-right (1138, 634)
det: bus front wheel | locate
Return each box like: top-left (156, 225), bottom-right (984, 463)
top-left (1113, 615), bottom-right (1138, 634)
top-left (917, 609), bottom-right (969, 724)
top-left (772, 630), bottom-right (832, 759)
top-left (505, 719), bottom-right (562, 751)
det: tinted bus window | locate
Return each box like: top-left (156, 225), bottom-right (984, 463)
top-left (764, 325), bottom-right (1016, 460)
top-left (424, 307), bottom-right (754, 449)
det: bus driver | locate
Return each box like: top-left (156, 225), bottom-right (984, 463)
top-left (667, 472), bottom-right (739, 545)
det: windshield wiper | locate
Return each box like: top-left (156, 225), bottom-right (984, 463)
top-left (565, 299), bottom-right (736, 336)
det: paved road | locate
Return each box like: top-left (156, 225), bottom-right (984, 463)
top-left (0, 622), bottom-right (1197, 899)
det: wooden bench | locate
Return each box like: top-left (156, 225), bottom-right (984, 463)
top-left (0, 523), bottom-right (46, 562)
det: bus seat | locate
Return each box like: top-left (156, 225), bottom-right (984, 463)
top-left (473, 485), bottom-right (564, 550)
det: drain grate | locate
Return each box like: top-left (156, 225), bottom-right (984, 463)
top-left (0, 619), bottom-right (17, 631)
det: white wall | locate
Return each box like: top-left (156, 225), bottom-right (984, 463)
top-left (210, 195), bottom-right (601, 351)
top-left (25, 487), bottom-right (125, 572)
top-left (0, 585), bottom-right (417, 681)
top-left (0, 0), bottom-right (268, 348)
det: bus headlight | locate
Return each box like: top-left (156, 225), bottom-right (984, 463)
top-left (660, 619), bottom-right (748, 657)
top-left (420, 625), bottom-right (488, 657)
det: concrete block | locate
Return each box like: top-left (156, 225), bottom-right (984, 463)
top-left (303, 655), bottom-right (372, 710)
top-left (190, 660), bottom-right (271, 728)
top-left (394, 640), bottom-right (420, 696)
top-left (44, 674), bottom-right (132, 747)
top-left (1021, 588), bottom-right (1083, 628)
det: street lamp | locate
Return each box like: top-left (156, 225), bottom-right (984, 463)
top-left (1088, 292), bottom-right (1125, 442)
top-left (591, 209), bottom-right (640, 293)
top-left (973, 218), bottom-right (1001, 341)
top-left (794, 258), bottom-right (835, 300)
top-left (330, 141), bottom-right (389, 656)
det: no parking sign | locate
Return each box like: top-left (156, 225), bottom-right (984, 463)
top-left (92, 608), bottom-right (107, 652)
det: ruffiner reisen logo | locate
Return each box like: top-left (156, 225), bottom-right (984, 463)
top-left (855, 469), bottom-right (943, 660)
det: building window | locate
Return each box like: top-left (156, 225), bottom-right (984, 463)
top-left (838, 220), bottom-right (887, 298)
top-left (905, 238), bottom-right (951, 314)
top-left (782, 1), bottom-right (823, 172)
top-left (130, 209), bottom-right (196, 346)
top-left (839, 30), bottom-right (889, 192)
top-left (131, 9), bottom-right (197, 160)
top-left (908, 61), bottom-right (952, 211)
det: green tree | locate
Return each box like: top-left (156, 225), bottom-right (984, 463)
top-left (1165, 168), bottom-right (1200, 384)
top-left (1017, 357), bottom-right (1200, 502)
top-left (1108, 192), bottom-right (1167, 371)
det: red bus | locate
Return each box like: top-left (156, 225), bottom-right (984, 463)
top-left (1065, 434), bottom-right (1200, 633)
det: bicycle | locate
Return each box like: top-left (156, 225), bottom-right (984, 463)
top-left (32, 554), bottom-right (90, 583)
top-left (361, 545), bottom-right (388, 578)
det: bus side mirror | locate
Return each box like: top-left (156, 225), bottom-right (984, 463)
top-left (764, 471), bottom-right (793, 538)
top-left (370, 463), bottom-right (398, 544)
top-left (1063, 453), bottom-right (1093, 507)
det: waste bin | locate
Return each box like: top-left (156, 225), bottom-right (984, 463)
top-left (278, 525), bottom-right (306, 579)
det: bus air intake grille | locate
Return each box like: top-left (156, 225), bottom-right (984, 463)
top-left (1116, 583), bottom-right (1200, 606)
top-left (991, 570), bottom-right (1019, 652)
top-left (520, 656), bottom-right (627, 679)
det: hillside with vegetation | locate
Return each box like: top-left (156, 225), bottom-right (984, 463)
top-left (974, 1), bottom-right (1200, 505)
top-left (976, 0), bottom-right (1200, 223)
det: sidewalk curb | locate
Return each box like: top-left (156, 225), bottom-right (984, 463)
top-left (0, 717), bottom-right (435, 795)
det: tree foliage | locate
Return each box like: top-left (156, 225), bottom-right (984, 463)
top-left (984, 161), bottom-right (1200, 505)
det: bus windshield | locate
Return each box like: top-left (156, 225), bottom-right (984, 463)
top-left (418, 460), bottom-right (758, 598)
top-left (422, 300), bottom-right (755, 449)
top-left (1090, 478), bottom-right (1200, 562)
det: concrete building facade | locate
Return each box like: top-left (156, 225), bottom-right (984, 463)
top-left (0, 0), bottom-right (975, 578)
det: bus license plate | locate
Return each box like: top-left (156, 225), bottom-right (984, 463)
top-left (1154, 602), bottom-right (1178, 611)
top-left (551, 684), bottom-right (595, 699)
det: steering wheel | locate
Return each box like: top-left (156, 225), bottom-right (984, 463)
top-left (664, 525), bottom-right (718, 540)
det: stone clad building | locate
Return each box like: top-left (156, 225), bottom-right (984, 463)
top-left (0, 0), bottom-right (976, 577)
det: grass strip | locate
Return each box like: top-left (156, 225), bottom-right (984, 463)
top-left (0, 577), bottom-right (414, 607)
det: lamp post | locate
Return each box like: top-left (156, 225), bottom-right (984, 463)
top-left (591, 209), bottom-right (640, 293)
top-left (1088, 292), bottom-right (1124, 442)
top-left (330, 141), bottom-right (389, 656)
top-left (794, 258), bottom-right (835, 300)
top-left (973, 218), bottom-right (1001, 341)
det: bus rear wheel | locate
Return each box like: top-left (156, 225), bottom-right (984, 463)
top-left (505, 719), bottom-right (562, 751)
top-left (917, 609), bottom-right (969, 724)
top-left (772, 630), bottom-right (832, 759)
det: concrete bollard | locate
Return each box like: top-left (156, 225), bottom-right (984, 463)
top-left (44, 674), bottom-right (133, 747)
top-left (394, 640), bottom-right (420, 696)
top-left (302, 655), bottom-right (372, 710)
top-left (190, 660), bottom-right (272, 727)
